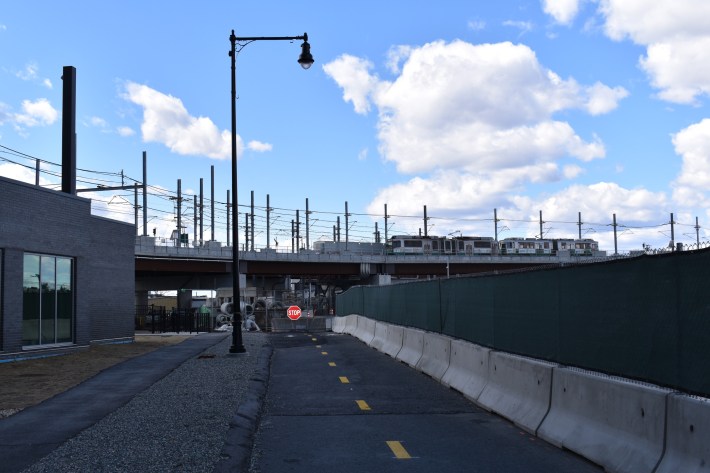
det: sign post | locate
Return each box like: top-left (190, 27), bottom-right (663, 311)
top-left (287, 305), bottom-right (302, 321)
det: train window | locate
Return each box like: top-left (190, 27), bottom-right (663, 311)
top-left (404, 240), bottom-right (422, 248)
top-left (391, 240), bottom-right (402, 248)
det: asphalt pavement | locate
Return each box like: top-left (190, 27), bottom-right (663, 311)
top-left (0, 330), bottom-right (605, 472)
top-left (249, 332), bottom-right (604, 473)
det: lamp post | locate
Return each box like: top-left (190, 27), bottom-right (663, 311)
top-left (228, 30), bottom-right (314, 354)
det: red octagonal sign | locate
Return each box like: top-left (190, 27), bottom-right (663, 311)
top-left (286, 305), bottom-right (302, 321)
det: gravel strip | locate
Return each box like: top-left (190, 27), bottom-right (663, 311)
top-left (22, 331), bottom-right (268, 473)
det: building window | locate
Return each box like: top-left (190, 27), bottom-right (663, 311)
top-left (22, 254), bottom-right (74, 347)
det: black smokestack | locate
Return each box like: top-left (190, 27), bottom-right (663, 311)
top-left (61, 66), bottom-right (76, 194)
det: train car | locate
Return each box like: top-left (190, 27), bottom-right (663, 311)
top-left (572, 238), bottom-right (599, 255)
top-left (389, 235), bottom-right (600, 257)
top-left (389, 235), bottom-right (438, 254)
top-left (452, 236), bottom-right (495, 255)
top-left (553, 238), bottom-right (599, 256)
top-left (499, 237), bottom-right (553, 255)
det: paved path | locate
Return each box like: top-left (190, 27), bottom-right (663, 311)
top-left (250, 332), bottom-right (604, 473)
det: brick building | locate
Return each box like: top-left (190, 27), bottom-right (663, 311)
top-left (0, 176), bottom-right (135, 361)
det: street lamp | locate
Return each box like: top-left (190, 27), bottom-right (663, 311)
top-left (228, 30), bottom-right (313, 354)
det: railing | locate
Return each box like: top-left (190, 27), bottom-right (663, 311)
top-left (135, 305), bottom-right (214, 334)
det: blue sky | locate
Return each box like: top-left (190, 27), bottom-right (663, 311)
top-left (2, 0), bottom-right (710, 252)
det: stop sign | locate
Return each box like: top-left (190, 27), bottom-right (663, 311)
top-left (286, 305), bottom-right (302, 320)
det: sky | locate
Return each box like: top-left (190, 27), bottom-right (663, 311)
top-left (2, 0), bottom-right (710, 253)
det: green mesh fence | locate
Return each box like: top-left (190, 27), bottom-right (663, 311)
top-left (336, 248), bottom-right (710, 397)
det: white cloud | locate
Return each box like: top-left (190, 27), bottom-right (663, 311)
top-left (14, 98), bottom-right (58, 127)
top-left (385, 45), bottom-right (414, 75)
top-left (357, 148), bottom-right (368, 161)
top-left (122, 81), bottom-right (232, 159)
top-left (247, 140), bottom-right (272, 152)
top-left (599, 0), bottom-right (710, 104)
top-left (326, 40), bottom-right (636, 246)
top-left (542, 0), bottom-right (581, 25)
top-left (0, 162), bottom-right (53, 186)
top-left (117, 126), bottom-right (135, 137)
top-left (15, 63), bottom-right (52, 89)
top-left (326, 40), bottom-right (616, 176)
top-left (502, 20), bottom-right (534, 36)
top-left (583, 82), bottom-right (629, 115)
top-left (322, 55), bottom-right (379, 114)
top-left (0, 102), bottom-right (11, 125)
top-left (89, 116), bottom-right (108, 129)
top-left (467, 20), bottom-right (486, 31)
top-left (671, 118), bottom-right (710, 207)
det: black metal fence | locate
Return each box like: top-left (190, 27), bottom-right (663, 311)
top-left (135, 305), bottom-right (214, 334)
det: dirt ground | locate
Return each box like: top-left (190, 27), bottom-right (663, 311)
top-left (0, 334), bottom-right (190, 420)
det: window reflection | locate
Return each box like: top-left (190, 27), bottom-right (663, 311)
top-left (22, 254), bottom-right (73, 346)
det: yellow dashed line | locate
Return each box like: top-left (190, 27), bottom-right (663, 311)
top-left (356, 400), bottom-right (371, 411)
top-left (328, 362), bottom-right (336, 367)
top-left (339, 376), bottom-right (350, 384)
top-left (386, 441), bottom-right (412, 459)
top-left (321, 351), bottom-right (328, 355)
top-left (311, 338), bottom-right (317, 341)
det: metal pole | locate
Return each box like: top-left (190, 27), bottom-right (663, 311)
top-left (229, 30), bottom-right (245, 353)
top-left (296, 210), bottom-right (300, 250)
top-left (670, 212), bottom-right (675, 250)
top-left (578, 211), bottom-right (582, 239)
top-left (345, 201), bottom-right (349, 250)
top-left (251, 190), bottom-right (255, 251)
top-left (200, 178), bottom-right (204, 245)
top-left (539, 210), bottom-right (543, 239)
top-left (35, 159), bottom-right (40, 186)
top-left (194, 195), bottom-right (198, 246)
top-left (134, 184), bottom-right (139, 232)
top-left (177, 179), bottom-right (182, 248)
top-left (211, 165), bottom-right (215, 241)
top-left (306, 198), bottom-right (310, 251)
top-left (266, 194), bottom-right (271, 249)
top-left (696, 216), bottom-right (700, 245)
top-left (613, 213), bottom-right (618, 255)
top-left (245, 211), bottom-right (249, 250)
top-left (142, 151), bottom-right (147, 236)
top-left (494, 208), bottom-right (498, 242)
top-left (384, 203), bottom-right (388, 243)
top-left (227, 191), bottom-right (231, 247)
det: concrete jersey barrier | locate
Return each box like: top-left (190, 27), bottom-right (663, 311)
top-left (396, 327), bottom-right (425, 368)
top-left (441, 340), bottom-right (490, 401)
top-left (476, 351), bottom-right (554, 435)
top-left (650, 393), bottom-right (710, 473)
top-left (343, 314), bottom-right (358, 335)
top-left (381, 324), bottom-right (404, 359)
top-left (415, 332), bottom-right (451, 382)
top-left (368, 321), bottom-right (388, 351)
top-left (332, 316), bottom-right (346, 333)
top-left (352, 316), bottom-right (376, 345)
top-left (537, 367), bottom-right (669, 473)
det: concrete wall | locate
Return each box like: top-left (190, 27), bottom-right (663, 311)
top-left (0, 177), bottom-right (135, 358)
